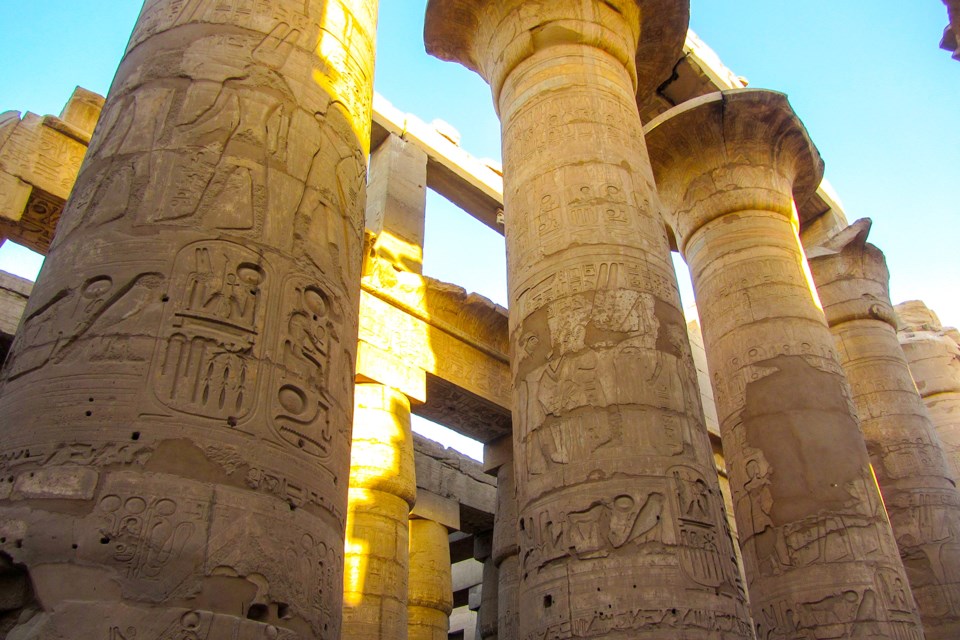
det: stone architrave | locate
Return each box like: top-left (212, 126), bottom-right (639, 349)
top-left (408, 518), bottom-right (454, 640)
top-left (425, 2), bottom-right (753, 638)
top-left (645, 89), bottom-right (924, 639)
top-left (343, 383), bottom-right (417, 638)
top-left (0, 0), bottom-right (378, 637)
top-left (897, 301), bottom-right (960, 481)
top-left (808, 219), bottom-right (960, 639)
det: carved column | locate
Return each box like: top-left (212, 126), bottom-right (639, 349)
top-left (343, 383), bottom-right (417, 638)
top-left (646, 89), bottom-right (924, 638)
top-left (408, 517), bottom-right (453, 640)
top-left (492, 449), bottom-right (519, 640)
top-left (475, 530), bottom-right (499, 640)
top-left (808, 219), bottom-right (960, 638)
top-left (897, 301), bottom-right (960, 480)
top-left (426, 2), bottom-right (753, 637)
top-left (0, 0), bottom-right (378, 637)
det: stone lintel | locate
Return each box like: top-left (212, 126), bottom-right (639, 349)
top-left (423, 0), bottom-right (689, 104)
top-left (808, 218), bottom-right (897, 328)
top-left (411, 488), bottom-right (461, 530)
top-left (414, 434), bottom-right (496, 533)
top-left (452, 558), bottom-right (484, 594)
top-left (481, 434), bottom-right (512, 475)
top-left (358, 264), bottom-right (511, 441)
top-left (371, 94), bottom-right (503, 233)
top-left (449, 531), bottom-right (476, 564)
top-left (645, 89), bottom-right (824, 251)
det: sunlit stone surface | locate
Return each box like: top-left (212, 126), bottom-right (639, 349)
top-left (425, 2), bottom-right (753, 637)
top-left (809, 219), bottom-right (960, 639)
top-left (646, 89), bottom-right (924, 639)
top-left (0, 0), bottom-right (378, 636)
top-left (343, 383), bottom-right (417, 639)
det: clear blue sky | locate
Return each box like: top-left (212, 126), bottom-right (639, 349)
top-left (1, 1), bottom-right (956, 328)
top-left (0, 2), bottom-right (957, 458)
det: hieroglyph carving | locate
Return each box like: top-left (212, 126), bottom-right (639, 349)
top-left (0, 0), bottom-right (377, 637)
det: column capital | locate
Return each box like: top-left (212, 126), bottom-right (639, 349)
top-left (424, 0), bottom-right (688, 108)
top-left (645, 89), bottom-right (823, 252)
top-left (808, 218), bottom-right (897, 328)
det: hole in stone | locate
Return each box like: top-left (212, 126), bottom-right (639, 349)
top-left (289, 502), bottom-right (296, 511)
top-left (0, 537), bottom-right (6, 543)
top-left (131, 432), bottom-right (141, 441)
top-left (15, 540), bottom-right (22, 548)
top-left (543, 595), bottom-right (553, 608)
top-left (298, 439), bottom-right (305, 448)
top-left (671, 608), bottom-right (678, 615)
top-left (247, 604), bottom-right (269, 621)
top-left (161, 295), bottom-right (170, 302)
top-left (71, 544), bottom-right (78, 550)
top-left (277, 603), bottom-right (290, 619)
top-left (100, 537), bottom-right (110, 544)
top-left (85, 411), bottom-right (92, 417)
top-left (227, 416), bottom-right (238, 427)
top-left (88, 397), bottom-right (94, 403)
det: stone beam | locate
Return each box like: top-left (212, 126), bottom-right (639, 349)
top-left (358, 262), bottom-right (512, 442)
top-left (371, 94), bottom-right (504, 233)
top-left (0, 88), bottom-right (102, 253)
top-left (413, 434), bottom-right (497, 534)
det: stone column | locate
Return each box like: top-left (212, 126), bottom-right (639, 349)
top-left (645, 89), bottom-right (924, 638)
top-left (492, 450), bottom-right (519, 640)
top-left (343, 383), bottom-right (417, 638)
top-left (365, 133), bottom-right (429, 274)
top-left (408, 517), bottom-right (453, 640)
top-left (475, 531), bottom-right (499, 640)
top-left (426, 3), bottom-right (753, 637)
top-left (0, 0), bottom-right (377, 637)
top-left (897, 300), bottom-right (960, 480)
top-left (808, 219), bottom-right (960, 638)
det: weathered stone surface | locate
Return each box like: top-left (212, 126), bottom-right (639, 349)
top-left (0, 0), bottom-right (379, 637)
top-left (897, 300), bottom-right (960, 482)
top-left (343, 384), bottom-right (417, 639)
top-left (426, 4), bottom-right (752, 637)
top-left (408, 518), bottom-right (454, 640)
top-left (646, 88), bottom-right (923, 639)
top-left (810, 219), bottom-right (960, 639)
top-left (359, 260), bottom-right (512, 441)
top-left (413, 434), bottom-right (496, 533)
top-left (366, 133), bottom-right (428, 274)
top-left (942, 0), bottom-right (960, 60)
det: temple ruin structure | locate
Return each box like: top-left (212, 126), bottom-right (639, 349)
top-left (0, 1), bottom-right (957, 639)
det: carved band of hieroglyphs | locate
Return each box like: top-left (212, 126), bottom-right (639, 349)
top-left (154, 241), bottom-right (267, 421)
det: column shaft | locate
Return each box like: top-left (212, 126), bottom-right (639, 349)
top-left (809, 226), bottom-right (960, 638)
top-left (686, 210), bottom-right (920, 637)
top-left (492, 458), bottom-right (519, 640)
top-left (0, 0), bottom-right (377, 637)
top-left (897, 302), bottom-right (960, 480)
top-left (646, 89), bottom-right (924, 639)
top-left (343, 383), bottom-right (417, 638)
top-left (408, 518), bottom-right (453, 640)
top-left (500, 41), bottom-right (748, 640)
